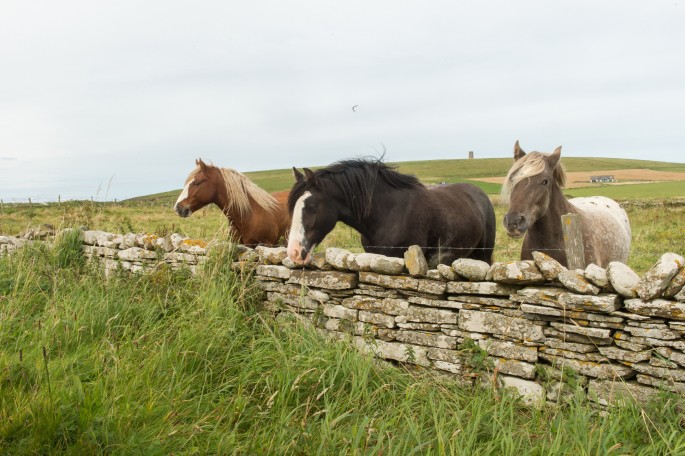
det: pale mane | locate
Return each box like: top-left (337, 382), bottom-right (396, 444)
top-left (501, 152), bottom-right (567, 202)
top-left (186, 166), bottom-right (279, 217)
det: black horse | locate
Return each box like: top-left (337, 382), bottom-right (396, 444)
top-left (286, 158), bottom-right (496, 267)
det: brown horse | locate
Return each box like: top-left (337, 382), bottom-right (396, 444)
top-left (174, 159), bottom-right (290, 246)
top-left (502, 141), bottom-right (631, 268)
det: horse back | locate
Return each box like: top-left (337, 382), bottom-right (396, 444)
top-left (570, 196), bottom-right (631, 266)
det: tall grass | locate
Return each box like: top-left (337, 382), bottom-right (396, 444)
top-left (1, 236), bottom-right (684, 454)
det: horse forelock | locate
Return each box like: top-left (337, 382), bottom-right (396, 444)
top-left (501, 152), bottom-right (566, 202)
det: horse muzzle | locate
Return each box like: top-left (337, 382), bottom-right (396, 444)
top-left (503, 212), bottom-right (528, 239)
top-left (175, 204), bottom-right (192, 218)
top-left (287, 240), bottom-right (314, 265)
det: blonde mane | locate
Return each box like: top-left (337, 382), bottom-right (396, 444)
top-left (186, 165), bottom-right (279, 218)
top-left (501, 152), bottom-right (567, 203)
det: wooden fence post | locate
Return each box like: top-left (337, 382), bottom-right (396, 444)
top-left (561, 213), bottom-right (585, 269)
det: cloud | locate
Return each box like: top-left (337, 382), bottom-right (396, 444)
top-left (0, 156), bottom-right (16, 161)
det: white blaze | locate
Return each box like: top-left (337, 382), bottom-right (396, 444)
top-left (287, 192), bottom-right (311, 262)
top-left (175, 179), bottom-right (193, 209)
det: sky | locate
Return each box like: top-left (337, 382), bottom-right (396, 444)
top-left (1, 0), bottom-right (684, 202)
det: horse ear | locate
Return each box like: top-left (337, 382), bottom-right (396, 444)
top-left (548, 146), bottom-right (562, 168)
top-left (292, 167), bottom-right (304, 182)
top-left (514, 140), bottom-right (526, 161)
top-left (196, 158), bottom-right (208, 171)
top-left (303, 168), bottom-right (318, 186)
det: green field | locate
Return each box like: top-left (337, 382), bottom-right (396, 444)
top-left (132, 156), bottom-right (685, 204)
top-left (1, 235), bottom-right (684, 454)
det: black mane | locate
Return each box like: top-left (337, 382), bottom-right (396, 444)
top-left (288, 158), bottom-right (424, 220)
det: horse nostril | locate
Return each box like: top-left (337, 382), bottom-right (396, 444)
top-left (300, 249), bottom-right (307, 261)
top-left (515, 215), bottom-right (526, 227)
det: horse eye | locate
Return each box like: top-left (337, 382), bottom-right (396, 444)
top-left (541, 179), bottom-right (549, 185)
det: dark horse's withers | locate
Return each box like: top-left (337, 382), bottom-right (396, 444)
top-left (286, 158), bottom-right (496, 267)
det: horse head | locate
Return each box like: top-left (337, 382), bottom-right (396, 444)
top-left (174, 159), bottom-right (221, 217)
top-left (502, 141), bottom-right (564, 238)
top-left (286, 167), bottom-right (340, 265)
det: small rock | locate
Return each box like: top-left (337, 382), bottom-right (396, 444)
top-left (404, 245), bottom-right (428, 277)
top-left (606, 262), bottom-right (640, 298)
top-left (325, 248), bottom-right (353, 269)
top-left (557, 270), bottom-right (600, 295)
top-left (256, 246), bottom-right (288, 265)
top-left (532, 251), bottom-right (567, 281)
top-left (585, 263), bottom-right (610, 288)
top-left (663, 266), bottom-right (685, 298)
top-left (636, 253), bottom-right (685, 300)
top-left (437, 264), bottom-right (458, 281)
top-left (452, 258), bottom-right (490, 281)
top-left (489, 260), bottom-right (545, 285)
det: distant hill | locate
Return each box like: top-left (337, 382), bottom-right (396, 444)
top-left (127, 157), bottom-right (685, 205)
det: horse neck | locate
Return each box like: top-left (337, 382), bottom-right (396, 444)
top-left (215, 188), bottom-right (251, 229)
top-left (339, 181), bottom-right (409, 239)
top-left (526, 184), bottom-right (576, 250)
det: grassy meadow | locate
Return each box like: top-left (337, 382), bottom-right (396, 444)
top-left (1, 199), bottom-right (682, 275)
top-left (1, 233), bottom-right (685, 454)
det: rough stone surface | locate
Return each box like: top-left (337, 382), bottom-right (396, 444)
top-left (255, 264), bottom-right (291, 279)
top-left (585, 263), bottom-right (610, 288)
top-left (459, 310), bottom-right (545, 342)
top-left (323, 304), bottom-right (358, 321)
top-left (539, 353), bottom-right (634, 379)
top-left (597, 346), bottom-right (652, 363)
top-left (478, 339), bottom-right (538, 362)
top-left (255, 246), bottom-right (287, 265)
top-left (288, 270), bottom-right (358, 290)
top-left (446, 282), bottom-right (520, 296)
top-left (606, 262), bottom-right (640, 298)
top-left (394, 331), bottom-right (457, 349)
top-left (325, 248), bottom-right (353, 270)
top-left (437, 264), bottom-right (459, 281)
top-left (499, 375), bottom-right (545, 405)
top-left (588, 380), bottom-right (656, 406)
top-left (557, 270), bottom-right (600, 295)
top-left (452, 258), bottom-right (490, 281)
top-left (532, 251), bottom-right (567, 281)
top-left (624, 298), bottom-right (685, 321)
top-left (490, 261), bottom-right (545, 285)
top-left (663, 266), bottom-right (685, 298)
top-left (404, 245), bottom-right (428, 277)
top-left (636, 253), bottom-right (685, 300)
top-left (359, 272), bottom-right (418, 291)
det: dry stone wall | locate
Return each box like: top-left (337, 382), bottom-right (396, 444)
top-left (2, 230), bottom-right (685, 405)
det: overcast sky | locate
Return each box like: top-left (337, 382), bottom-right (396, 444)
top-left (1, 1), bottom-right (684, 202)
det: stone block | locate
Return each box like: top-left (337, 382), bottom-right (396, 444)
top-left (539, 353), bottom-right (634, 379)
top-left (288, 270), bottom-right (358, 290)
top-left (588, 380), bottom-right (656, 406)
top-left (358, 311), bottom-right (396, 328)
top-left (557, 270), bottom-right (600, 295)
top-left (459, 309), bottom-right (545, 343)
top-left (359, 272), bottom-right (418, 291)
top-left (452, 258), bottom-right (490, 281)
top-left (446, 282), bottom-right (520, 296)
top-left (394, 331), bottom-right (458, 349)
top-left (478, 339), bottom-right (538, 362)
top-left (323, 304), bottom-right (358, 321)
top-left (606, 262), bottom-right (639, 298)
top-left (489, 261), bottom-right (545, 285)
top-left (532, 251), bottom-right (567, 281)
top-left (636, 253), bottom-right (684, 300)
top-left (255, 264), bottom-right (291, 279)
top-left (404, 245), bottom-right (428, 276)
top-left (624, 298), bottom-right (685, 321)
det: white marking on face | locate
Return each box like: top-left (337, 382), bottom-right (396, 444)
top-left (287, 192), bottom-right (311, 262)
top-left (175, 179), bottom-right (192, 208)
